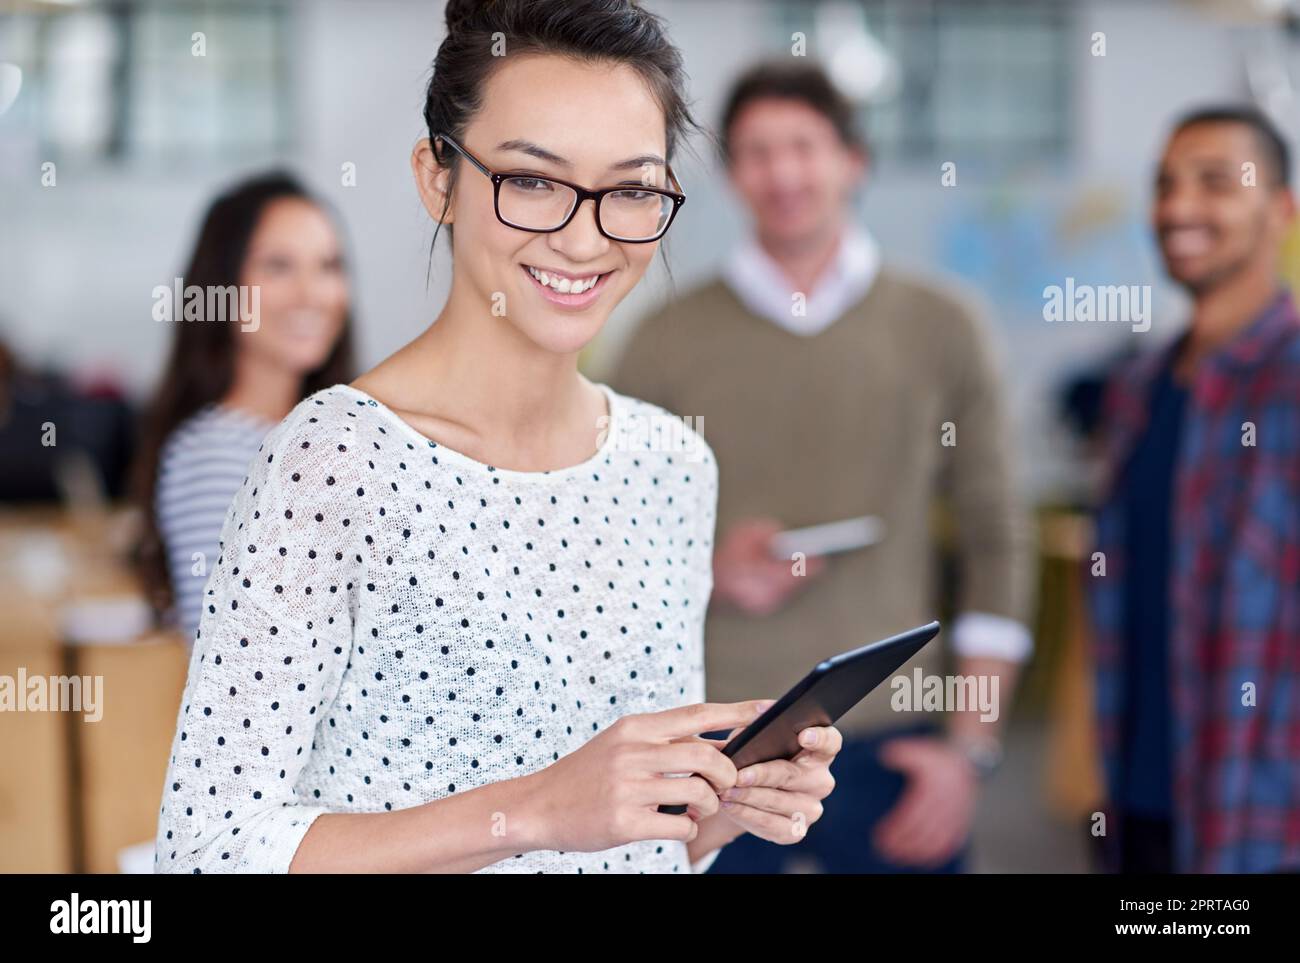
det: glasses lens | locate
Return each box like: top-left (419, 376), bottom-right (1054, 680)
top-left (601, 190), bottom-right (673, 241)
top-left (498, 176), bottom-right (578, 231)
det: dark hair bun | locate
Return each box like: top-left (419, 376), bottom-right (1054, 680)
top-left (424, 0), bottom-right (696, 203)
top-left (444, 0), bottom-right (485, 33)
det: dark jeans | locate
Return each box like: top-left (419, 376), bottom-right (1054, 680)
top-left (708, 724), bottom-right (968, 874)
top-left (1118, 812), bottom-right (1173, 874)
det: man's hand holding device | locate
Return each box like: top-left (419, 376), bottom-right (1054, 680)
top-left (712, 518), bottom-right (825, 615)
top-left (768, 514), bottom-right (885, 559)
top-left (713, 515), bottom-right (885, 616)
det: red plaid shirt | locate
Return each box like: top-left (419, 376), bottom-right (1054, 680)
top-left (1088, 288), bottom-right (1300, 872)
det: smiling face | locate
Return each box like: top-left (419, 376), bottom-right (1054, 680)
top-left (1153, 121), bottom-right (1294, 294)
top-left (237, 197), bottom-right (350, 375)
top-left (726, 97), bottom-right (864, 249)
top-left (415, 54), bottom-right (672, 356)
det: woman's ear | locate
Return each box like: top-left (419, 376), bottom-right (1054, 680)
top-left (412, 137), bottom-right (454, 225)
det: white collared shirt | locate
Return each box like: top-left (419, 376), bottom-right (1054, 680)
top-left (722, 225), bottom-right (881, 337)
top-left (719, 226), bottom-right (1033, 665)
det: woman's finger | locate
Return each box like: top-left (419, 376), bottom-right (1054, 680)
top-left (782, 762), bottom-right (836, 799)
top-left (791, 724), bottom-right (842, 763)
top-left (638, 741), bottom-right (738, 795)
top-left (723, 785), bottom-right (822, 821)
top-left (646, 700), bottom-right (773, 742)
top-left (721, 802), bottom-right (795, 843)
top-left (735, 757), bottom-right (802, 790)
top-left (639, 775), bottom-right (721, 818)
top-left (636, 810), bottom-right (701, 844)
top-left (667, 733), bottom-right (730, 749)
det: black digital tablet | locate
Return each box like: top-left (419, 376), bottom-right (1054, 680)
top-left (658, 620), bottom-right (941, 815)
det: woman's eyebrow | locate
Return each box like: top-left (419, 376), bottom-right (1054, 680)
top-left (497, 139), bottom-right (570, 166)
top-left (495, 139), bottom-right (664, 172)
top-left (610, 154), bottom-right (666, 172)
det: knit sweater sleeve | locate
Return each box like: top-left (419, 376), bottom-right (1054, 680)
top-left (939, 298), bottom-right (1036, 653)
top-left (684, 424), bottom-right (722, 874)
top-left (154, 410), bottom-right (357, 874)
top-left (683, 426), bottom-right (717, 708)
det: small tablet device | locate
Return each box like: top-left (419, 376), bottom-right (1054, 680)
top-left (657, 620), bottom-right (940, 815)
top-left (769, 515), bottom-right (885, 560)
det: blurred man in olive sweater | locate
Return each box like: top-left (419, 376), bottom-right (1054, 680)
top-left (613, 62), bottom-right (1034, 873)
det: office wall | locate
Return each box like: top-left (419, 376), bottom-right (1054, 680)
top-left (0, 0), bottom-right (1293, 494)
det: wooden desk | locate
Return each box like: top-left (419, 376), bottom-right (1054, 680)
top-left (1038, 510), bottom-right (1105, 820)
top-left (0, 507), bottom-right (188, 872)
top-left (69, 632), bottom-right (189, 873)
top-left (0, 509), bottom-right (75, 872)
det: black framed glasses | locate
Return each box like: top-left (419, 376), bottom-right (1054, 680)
top-left (434, 133), bottom-right (685, 243)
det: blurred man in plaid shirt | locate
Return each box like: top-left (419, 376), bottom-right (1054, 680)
top-left (1089, 105), bottom-right (1300, 873)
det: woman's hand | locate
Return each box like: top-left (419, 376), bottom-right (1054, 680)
top-left (709, 722), bottom-right (842, 845)
top-left (527, 700), bottom-right (773, 854)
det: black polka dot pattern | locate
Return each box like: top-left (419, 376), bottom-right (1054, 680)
top-left (154, 383), bottom-right (717, 873)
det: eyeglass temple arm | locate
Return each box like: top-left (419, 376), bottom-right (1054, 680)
top-left (665, 164), bottom-right (685, 198)
top-left (434, 133), bottom-right (494, 180)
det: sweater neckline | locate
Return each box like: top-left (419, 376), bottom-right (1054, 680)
top-left (328, 382), bottom-right (621, 484)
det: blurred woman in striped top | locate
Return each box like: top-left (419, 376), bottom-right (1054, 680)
top-left (131, 172), bottom-right (355, 643)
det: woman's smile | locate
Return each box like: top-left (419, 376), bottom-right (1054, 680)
top-left (520, 262), bottom-right (615, 309)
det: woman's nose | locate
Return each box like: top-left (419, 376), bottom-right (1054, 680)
top-left (548, 197), bottom-right (610, 261)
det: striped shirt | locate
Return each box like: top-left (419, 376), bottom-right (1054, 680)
top-left (155, 404), bottom-right (277, 643)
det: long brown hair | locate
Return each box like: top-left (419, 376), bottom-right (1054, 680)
top-left (130, 171), bottom-right (356, 621)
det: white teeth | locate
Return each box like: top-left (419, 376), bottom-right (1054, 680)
top-left (527, 265), bottom-right (600, 293)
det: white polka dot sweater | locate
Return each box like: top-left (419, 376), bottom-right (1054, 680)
top-left (154, 383), bottom-right (719, 873)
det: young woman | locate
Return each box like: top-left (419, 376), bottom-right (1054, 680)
top-left (133, 173), bottom-right (355, 643)
top-left (154, 0), bottom-right (841, 874)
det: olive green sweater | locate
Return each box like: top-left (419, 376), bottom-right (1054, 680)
top-left (612, 267), bottom-right (1034, 735)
